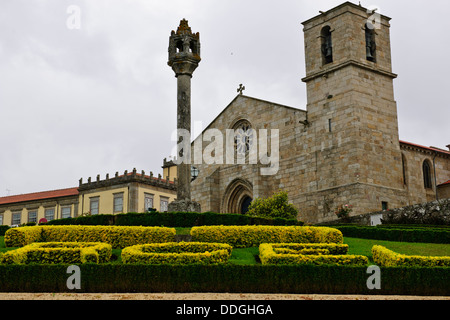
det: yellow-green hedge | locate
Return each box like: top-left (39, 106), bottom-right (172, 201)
top-left (121, 242), bottom-right (232, 265)
top-left (259, 243), bottom-right (368, 266)
top-left (270, 243), bottom-right (349, 255)
top-left (4, 226), bottom-right (176, 249)
top-left (372, 245), bottom-right (450, 267)
top-left (0, 242), bottom-right (112, 264)
top-left (190, 225), bottom-right (343, 248)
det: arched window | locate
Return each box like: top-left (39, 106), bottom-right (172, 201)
top-left (365, 23), bottom-right (376, 62)
top-left (401, 154), bottom-right (407, 185)
top-left (233, 120), bottom-right (254, 155)
top-left (321, 26), bottom-right (333, 65)
top-left (423, 160), bottom-right (433, 189)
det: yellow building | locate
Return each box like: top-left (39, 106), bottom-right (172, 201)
top-left (0, 168), bottom-right (177, 226)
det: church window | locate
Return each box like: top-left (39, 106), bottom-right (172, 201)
top-left (233, 120), bottom-right (254, 155)
top-left (365, 23), bottom-right (376, 62)
top-left (423, 160), bottom-right (433, 189)
top-left (321, 26), bottom-right (333, 65)
top-left (401, 154), bottom-right (408, 185)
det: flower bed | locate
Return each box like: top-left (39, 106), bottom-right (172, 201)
top-left (121, 242), bottom-right (232, 265)
top-left (259, 243), bottom-right (368, 266)
top-left (0, 242), bottom-right (112, 264)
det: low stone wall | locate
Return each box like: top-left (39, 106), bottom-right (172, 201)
top-left (320, 198), bottom-right (450, 226)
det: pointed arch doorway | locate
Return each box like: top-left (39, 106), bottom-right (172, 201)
top-left (222, 178), bottom-right (253, 214)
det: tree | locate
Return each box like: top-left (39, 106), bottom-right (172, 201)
top-left (246, 191), bottom-right (298, 220)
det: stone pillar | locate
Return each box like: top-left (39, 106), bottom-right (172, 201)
top-left (167, 19), bottom-right (201, 213)
top-left (176, 73), bottom-right (192, 202)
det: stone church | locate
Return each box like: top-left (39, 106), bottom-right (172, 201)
top-left (182, 2), bottom-right (450, 224)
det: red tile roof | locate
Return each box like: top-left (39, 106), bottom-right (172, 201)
top-left (438, 180), bottom-right (450, 187)
top-left (0, 187), bottom-right (79, 205)
top-left (400, 140), bottom-right (450, 155)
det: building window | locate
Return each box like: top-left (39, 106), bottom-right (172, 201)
top-left (160, 197), bottom-right (169, 212)
top-left (233, 120), bottom-right (254, 155)
top-left (144, 193), bottom-right (154, 212)
top-left (12, 212), bottom-right (22, 225)
top-left (45, 208), bottom-right (55, 221)
top-left (113, 193), bottom-right (124, 213)
top-left (401, 154), bottom-right (408, 186)
top-left (321, 26), bottom-right (333, 65)
top-left (423, 160), bottom-right (433, 189)
top-left (90, 197), bottom-right (99, 215)
top-left (382, 201), bottom-right (389, 211)
top-left (61, 206), bottom-right (71, 219)
top-left (365, 23), bottom-right (376, 62)
top-left (28, 211), bottom-right (37, 223)
top-left (328, 119), bottom-right (332, 132)
top-left (0, 215), bottom-right (3, 225)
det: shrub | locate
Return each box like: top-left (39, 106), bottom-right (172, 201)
top-left (333, 225), bottom-right (450, 244)
top-left (270, 243), bottom-right (349, 255)
top-left (246, 191), bottom-right (298, 220)
top-left (4, 226), bottom-right (42, 247)
top-left (121, 242), bottom-right (232, 265)
top-left (259, 243), bottom-right (368, 266)
top-left (190, 225), bottom-right (343, 248)
top-left (4, 225), bottom-right (176, 249)
top-left (46, 211), bottom-right (303, 227)
top-left (0, 242), bottom-right (112, 264)
top-left (0, 264), bottom-right (448, 296)
top-left (372, 245), bottom-right (450, 267)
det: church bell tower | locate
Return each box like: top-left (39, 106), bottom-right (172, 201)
top-left (301, 2), bottom-right (405, 218)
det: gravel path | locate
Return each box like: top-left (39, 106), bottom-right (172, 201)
top-left (0, 292), bottom-right (448, 300)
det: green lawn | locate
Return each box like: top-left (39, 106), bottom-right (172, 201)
top-left (345, 237), bottom-right (450, 263)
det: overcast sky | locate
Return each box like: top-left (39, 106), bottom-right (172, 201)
top-left (0, 0), bottom-right (449, 196)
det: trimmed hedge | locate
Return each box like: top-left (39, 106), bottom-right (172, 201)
top-left (190, 226), bottom-right (343, 248)
top-left (269, 243), bottom-right (349, 255)
top-left (122, 242), bottom-right (232, 265)
top-left (0, 242), bottom-right (112, 264)
top-left (4, 225), bottom-right (176, 249)
top-left (259, 243), bottom-right (368, 266)
top-left (332, 225), bottom-right (450, 244)
top-left (45, 211), bottom-right (304, 227)
top-left (372, 245), bottom-right (450, 267)
top-left (0, 263), bottom-right (448, 296)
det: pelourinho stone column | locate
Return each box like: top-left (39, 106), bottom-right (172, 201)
top-left (167, 19), bottom-right (201, 213)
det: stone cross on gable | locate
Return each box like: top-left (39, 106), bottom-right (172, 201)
top-left (237, 84), bottom-right (245, 95)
